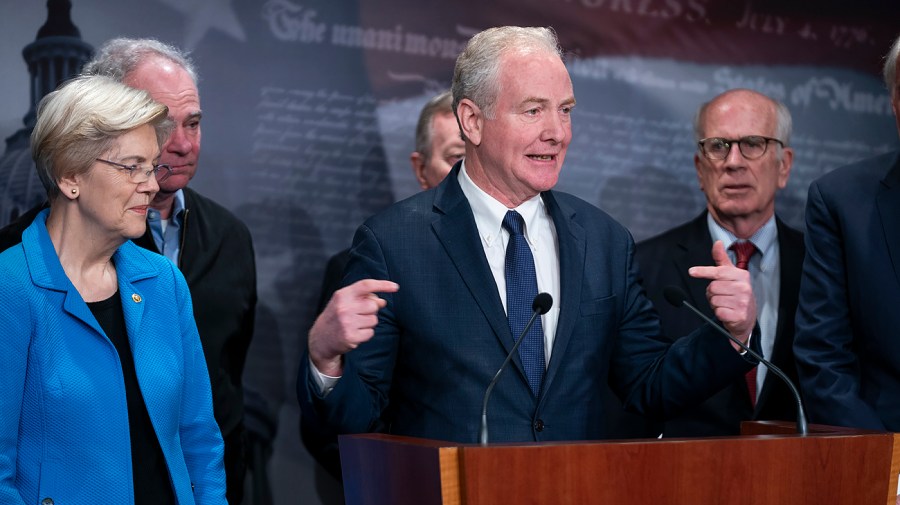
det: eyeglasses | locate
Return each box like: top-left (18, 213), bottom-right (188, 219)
top-left (95, 158), bottom-right (172, 183)
top-left (698, 136), bottom-right (784, 161)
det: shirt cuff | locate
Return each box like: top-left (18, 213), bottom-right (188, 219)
top-left (738, 331), bottom-right (753, 356)
top-left (310, 356), bottom-right (341, 397)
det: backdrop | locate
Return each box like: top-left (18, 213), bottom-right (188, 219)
top-left (1, 1), bottom-right (899, 504)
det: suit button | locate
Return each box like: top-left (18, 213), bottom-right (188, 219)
top-left (533, 419), bottom-right (544, 432)
top-left (41, 499), bottom-right (54, 505)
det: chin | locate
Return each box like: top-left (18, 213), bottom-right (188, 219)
top-left (123, 223), bottom-right (148, 240)
top-left (158, 174), bottom-right (192, 193)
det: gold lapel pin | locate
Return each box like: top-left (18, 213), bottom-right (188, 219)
top-left (132, 294), bottom-right (142, 303)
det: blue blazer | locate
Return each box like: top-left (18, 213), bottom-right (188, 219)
top-left (0, 211), bottom-right (226, 504)
top-left (795, 150), bottom-right (900, 431)
top-left (298, 166), bottom-right (755, 443)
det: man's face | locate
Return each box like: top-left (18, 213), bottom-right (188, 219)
top-left (410, 111), bottom-right (464, 190)
top-left (124, 55), bottom-right (202, 195)
top-left (468, 50), bottom-right (575, 207)
top-left (695, 90), bottom-right (792, 229)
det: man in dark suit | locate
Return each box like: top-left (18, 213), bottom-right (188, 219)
top-left (636, 89), bottom-right (803, 437)
top-left (794, 34), bottom-right (900, 432)
top-left (304, 90), bottom-right (464, 480)
top-left (298, 26), bottom-right (759, 444)
top-left (88, 39), bottom-right (257, 504)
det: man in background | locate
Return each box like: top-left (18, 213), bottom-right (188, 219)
top-left (793, 34), bottom-right (900, 434)
top-left (0, 37), bottom-right (258, 504)
top-left (409, 90), bottom-right (466, 191)
top-left (315, 90), bottom-right (463, 314)
top-left (636, 89), bottom-right (803, 437)
top-left (84, 39), bottom-right (257, 504)
top-left (307, 89), bottom-right (463, 478)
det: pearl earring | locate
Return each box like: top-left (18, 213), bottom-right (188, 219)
top-left (71, 188), bottom-right (77, 194)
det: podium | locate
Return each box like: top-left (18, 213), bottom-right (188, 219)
top-left (339, 422), bottom-right (900, 505)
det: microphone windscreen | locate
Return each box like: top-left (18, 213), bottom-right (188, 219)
top-left (532, 292), bottom-right (553, 315)
top-left (663, 286), bottom-right (687, 308)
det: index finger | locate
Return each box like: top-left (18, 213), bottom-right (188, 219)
top-left (688, 265), bottom-right (726, 280)
top-left (345, 278), bottom-right (400, 296)
top-left (689, 241), bottom-right (737, 280)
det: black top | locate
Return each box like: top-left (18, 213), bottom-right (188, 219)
top-left (88, 291), bottom-right (176, 505)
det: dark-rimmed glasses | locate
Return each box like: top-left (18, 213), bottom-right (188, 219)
top-left (698, 136), bottom-right (784, 161)
top-left (95, 158), bottom-right (172, 183)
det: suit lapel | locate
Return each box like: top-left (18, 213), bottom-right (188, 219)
top-left (539, 191), bottom-right (585, 400)
top-left (676, 213), bottom-right (715, 319)
top-left (431, 170), bottom-right (519, 368)
top-left (113, 242), bottom-right (157, 349)
top-left (877, 154), bottom-right (900, 289)
top-left (765, 219), bottom-right (803, 386)
top-left (23, 211), bottom-right (105, 335)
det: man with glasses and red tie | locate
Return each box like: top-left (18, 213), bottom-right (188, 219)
top-left (631, 88), bottom-right (804, 438)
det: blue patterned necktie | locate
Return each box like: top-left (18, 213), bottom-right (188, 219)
top-left (502, 210), bottom-right (545, 397)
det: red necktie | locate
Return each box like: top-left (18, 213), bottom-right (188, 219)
top-left (730, 241), bottom-right (758, 407)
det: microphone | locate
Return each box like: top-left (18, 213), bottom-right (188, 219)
top-left (662, 286), bottom-right (808, 435)
top-left (480, 292), bottom-right (553, 445)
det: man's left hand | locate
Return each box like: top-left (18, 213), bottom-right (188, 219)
top-left (688, 240), bottom-right (757, 350)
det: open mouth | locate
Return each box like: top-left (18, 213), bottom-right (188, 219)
top-left (527, 154), bottom-right (555, 161)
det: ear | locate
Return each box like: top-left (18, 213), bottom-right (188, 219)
top-left (410, 152), bottom-right (429, 190)
top-left (777, 147), bottom-right (794, 189)
top-left (57, 173), bottom-right (80, 201)
top-left (457, 98), bottom-right (483, 146)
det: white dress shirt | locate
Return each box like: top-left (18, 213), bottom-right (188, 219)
top-left (707, 213), bottom-right (780, 398)
top-left (457, 162), bottom-right (561, 363)
top-left (312, 162), bottom-right (562, 392)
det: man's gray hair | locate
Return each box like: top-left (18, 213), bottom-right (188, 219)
top-left (884, 32), bottom-right (900, 96)
top-left (414, 90), bottom-right (454, 160)
top-left (693, 89), bottom-right (793, 154)
top-left (83, 37), bottom-right (198, 84)
top-left (451, 26), bottom-right (563, 124)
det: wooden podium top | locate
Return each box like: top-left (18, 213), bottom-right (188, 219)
top-left (338, 422), bottom-right (900, 505)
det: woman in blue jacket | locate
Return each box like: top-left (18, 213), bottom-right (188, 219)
top-left (0, 75), bottom-right (226, 504)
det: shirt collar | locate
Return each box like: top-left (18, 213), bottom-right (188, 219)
top-left (458, 161), bottom-right (545, 246)
top-left (171, 189), bottom-right (186, 222)
top-left (148, 189), bottom-right (186, 223)
top-left (706, 212), bottom-right (778, 271)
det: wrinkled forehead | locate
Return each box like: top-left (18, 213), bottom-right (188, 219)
top-left (497, 50), bottom-right (574, 99)
top-left (704, 93), bottom-right (777, 135)
top-left (124, 56), bottom-right (200, 112)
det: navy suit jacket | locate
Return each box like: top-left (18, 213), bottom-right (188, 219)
top-left (636, 212), bottom-right (804, 436)
top-left (298, 166), bottom-right (755, 443)
top-left (795, 150), bottom-right (900, 431)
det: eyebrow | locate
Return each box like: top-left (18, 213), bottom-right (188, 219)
top-left (179, 111), bottom-right (203, 122)
top-left (121, 154), bottom-right (156, 162)
top-left (519, 96), bottom-right (576, 107)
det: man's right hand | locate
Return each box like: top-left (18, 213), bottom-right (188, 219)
top-left (308, 279), bottom-right (399, 376)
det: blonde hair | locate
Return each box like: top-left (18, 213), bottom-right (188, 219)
top-left (30, 74), bottom-right (171, 199)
